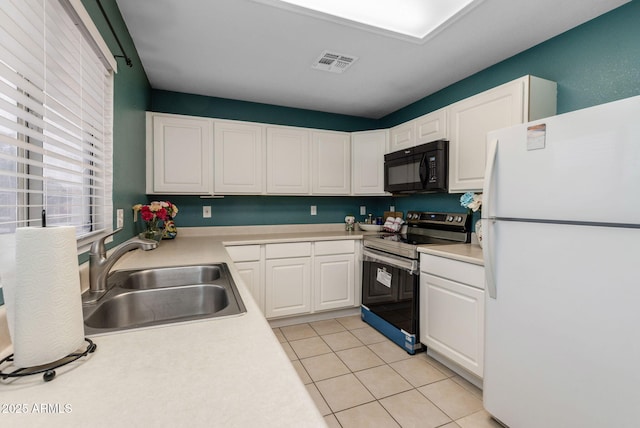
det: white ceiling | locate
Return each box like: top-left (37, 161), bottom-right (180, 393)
top-left (116, 0), bottom-right (628, 119)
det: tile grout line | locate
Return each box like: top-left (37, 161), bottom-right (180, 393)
top-left (280, 320), bottom-right (464, 426)
top-left (277, 318), bottom-right (487, 427)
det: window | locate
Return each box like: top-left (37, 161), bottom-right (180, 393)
top-left (0, 0), bottom-right (116, 251)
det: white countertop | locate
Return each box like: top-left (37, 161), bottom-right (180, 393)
top-left (0, 230), bottom-right (351, 427)
top-left (418, 243), bottom-right (484, 265)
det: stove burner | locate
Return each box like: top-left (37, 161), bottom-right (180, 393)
top-left (363, 211), bottom-right (471, 259)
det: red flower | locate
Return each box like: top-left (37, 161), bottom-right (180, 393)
top-left (156, 207), bottom-right (168, 221)
top-left (140, 206), bottom-right (154, 222)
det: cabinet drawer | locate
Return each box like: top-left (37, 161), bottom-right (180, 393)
top-left (420, 253), bottom-right (484, 289)
top-left (226, 245), bottom-right (261, 262)
top-left (314, 240), bottom-right (355, 256)
top-left (265, 242), bottom-right (312, 259)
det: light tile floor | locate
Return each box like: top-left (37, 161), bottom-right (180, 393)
top-left (273, 315), bottom-right (503, 428)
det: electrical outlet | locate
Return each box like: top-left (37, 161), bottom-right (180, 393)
top-left (390, 205), bottom-right (395, 212)
top-left (203, 206), bottom-right (212, 218)
top-left (310, 205), bottom-right (317, 216)
top-left (360, 206), bottom-right (366, 215)
top-left (116, 209), bottom-right (124, 228)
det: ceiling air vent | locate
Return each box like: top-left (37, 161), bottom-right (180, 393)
top-left (311, 50), bottom-right (358, 73)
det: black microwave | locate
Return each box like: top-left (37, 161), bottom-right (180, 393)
top-left (384, 139), bottom-right (448, 194)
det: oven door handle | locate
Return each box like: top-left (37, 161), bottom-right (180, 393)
top-left (362, 248), bottom-right (419, 275)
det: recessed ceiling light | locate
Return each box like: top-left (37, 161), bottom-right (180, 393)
top-left (254, 0), bottom-right (483, 42)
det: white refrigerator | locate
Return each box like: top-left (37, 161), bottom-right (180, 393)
top-left (482, 95), bottom-right (640, 428)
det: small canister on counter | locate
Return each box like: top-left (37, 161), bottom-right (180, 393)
top-left (345, 215), bottom-right (355, 231)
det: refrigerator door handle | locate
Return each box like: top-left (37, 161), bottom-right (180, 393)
top-left (483, 138), bottom-right (498, 299)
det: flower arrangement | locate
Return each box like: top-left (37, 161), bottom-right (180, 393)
top-left (133, 201), bottom-right (179, 240)
top-left (460, 192), bottom-right (482, 212)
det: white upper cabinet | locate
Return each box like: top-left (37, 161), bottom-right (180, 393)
top-left (266, 126), bottom-right (310, 195)
top-left (388, 120), bottom-right (415, 153)
top-left (351, 129), bottom-right (388, 195)
top-left (146, 112), bottom-right (214, 194)
top-left (311, 130), bottom-right (351, 195)
top-left (448, 75), bottom-right (557, 192)
top-left (388, 108), bottom-right (448, 153)
top-left (214, 120), bottom-right (265, 194)
top-left (415, 108), bottom-right (447, 144)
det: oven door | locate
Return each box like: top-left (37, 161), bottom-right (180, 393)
top-left (362, 248), bottom-right (419, 335)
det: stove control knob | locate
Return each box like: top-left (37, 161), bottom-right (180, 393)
top-left (455, 216), bottom-right (463, 222)
top-left (446, 215), bottom-right (454, 222)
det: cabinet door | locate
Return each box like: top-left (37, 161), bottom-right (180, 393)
top-left (311, 131), bottom-right (351, 195)
top-left (313, 254), bottom-right (355, 312)
top-left (388, 120), bottom-right (415, 153)
top-left (415, 108), bottom-right (447, 144)
top-left (265, 258), bottom-right (311, 318)
top-left (234, 261), bottom-right (263, 313)
top-left (420, 272), bottom-right (484, 377)
top-left (448, 80), bottom-right (525, 192)
top-left (147, 113), bottom-right (213, 194)
top-left (214, 121), bottom-right (264, 194)
top-left (351, 130), bottom-right (388, 195)
top-left (266, 127), bottom-right (310, 194)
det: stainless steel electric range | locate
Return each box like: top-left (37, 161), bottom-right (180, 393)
top-left (361, 211), bottom-right (471, 354)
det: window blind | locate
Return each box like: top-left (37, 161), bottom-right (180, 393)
top-left (0, 0), bottom-right (115, 251)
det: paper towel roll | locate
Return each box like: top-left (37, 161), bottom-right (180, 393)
top-left (11, 226), bottom-right (84, 368)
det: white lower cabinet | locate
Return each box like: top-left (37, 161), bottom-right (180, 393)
top-left (234, 261), bottom-right (263, 310)
top-left (266, 257), bottom-right (312, 318)
top-left (313, 247), bottom-right (355, 312)
top-left (420, 253), bottom-right (485, 378)
top-left (265, 242), bottom-right (312, 318)
top-left (226, 245), bottom-right (264, 312)
top-left (227, 239), bottom-right (359, 319)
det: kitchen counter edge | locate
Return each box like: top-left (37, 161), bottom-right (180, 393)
top-left (418, 243), bottom-right (484, 266)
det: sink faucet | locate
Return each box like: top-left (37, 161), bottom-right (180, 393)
top-left (89, 228), bottom-right (158, 295)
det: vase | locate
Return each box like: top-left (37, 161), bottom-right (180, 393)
top-left (139, 220), bottom-right (163, 243)
top-left (163, 219), bottom-right (177, 239)
top-left (475, 219), bottom-right (483, 248)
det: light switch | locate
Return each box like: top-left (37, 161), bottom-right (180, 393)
top-left (203, 206), bottom-right (212, 218)
top-left (310, 205), bottom-right (317, 216)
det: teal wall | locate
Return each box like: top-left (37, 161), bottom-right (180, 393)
top-left (152, 90), bottom-right (379, 132)
top-left (167, 196), bottom-right (389, 227)
top-left (380, 1), bottom-right (640, 127)
top-left (81, 0), bottom-right (152, 253)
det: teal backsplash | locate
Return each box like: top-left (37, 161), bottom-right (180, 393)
top-left (151, 192), bottom-right (477, 229)
top-left (149, 195), bottom-right (391, 227)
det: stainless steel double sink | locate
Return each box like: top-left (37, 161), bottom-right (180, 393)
top-left (82, 263), bottom-right (246, 335)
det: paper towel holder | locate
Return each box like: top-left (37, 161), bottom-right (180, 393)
top-left (0, 338), bottom-right (97, 382)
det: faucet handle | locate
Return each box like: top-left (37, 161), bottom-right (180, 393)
top-left (90, 228), bottom-right (123, 256)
